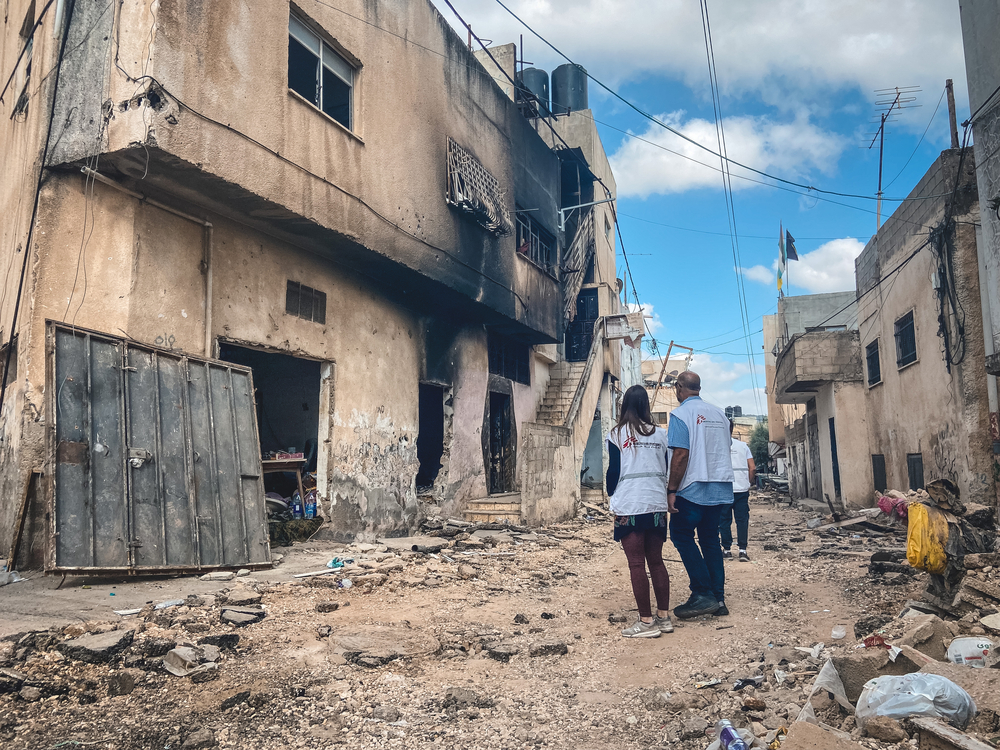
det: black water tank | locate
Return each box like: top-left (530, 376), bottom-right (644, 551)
top-left (551, 63), bottom-right (588, 114)
top-left (518, 67), bottom-right (550, 115)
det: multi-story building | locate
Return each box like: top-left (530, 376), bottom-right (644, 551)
top-left (0, 0), bottom-right (622, 572)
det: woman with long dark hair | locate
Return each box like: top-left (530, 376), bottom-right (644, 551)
top-left (606, 385), bottom-right (673, 638)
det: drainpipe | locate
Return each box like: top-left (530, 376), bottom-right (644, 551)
top-left (80, 168), bottom-right (214, 357)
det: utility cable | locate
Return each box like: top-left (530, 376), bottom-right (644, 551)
top-left (1, 0), bottom-right (77, 416)
top-left (491, 0), bottom-right (954, 206)
top-left (883, 85), bottom-right (946, 191)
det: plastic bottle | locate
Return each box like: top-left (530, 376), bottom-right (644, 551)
top-left (304, 490), bottom-right (317, 519)
top-left (715, 720), bottom-right (749, 750)
top-left (291, 492), bottom-right (303, 519)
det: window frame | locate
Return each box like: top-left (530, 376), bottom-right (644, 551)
top-left (487, 332), bottom-right (530, 386)
top-left (285, 280), bottom-right (327, 325)
top-left (865, 338), bottom-right (881, 387)
top-left (515, 208), bottom-right (557, 277)
top-left (906, 452), bottom-right (924, 490)
top-left (288, 11), bottom-right (357, 132)
top-left (894, 310), bottom-right (917, 368)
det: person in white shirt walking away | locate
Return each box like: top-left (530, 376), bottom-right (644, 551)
top-left (721, 419), bottom-right (756, 563)
top-left (606, 385), bottom-right (673, 638)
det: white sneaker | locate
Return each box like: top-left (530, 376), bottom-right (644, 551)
top-left (653, 615), bottom-right (674, 633)
top-left (621, 619), bottom-right (661, 638)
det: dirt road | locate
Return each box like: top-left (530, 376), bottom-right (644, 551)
top-left (0, 494), bottom-right (920, 750)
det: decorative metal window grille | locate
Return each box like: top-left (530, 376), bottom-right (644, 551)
top-left (446, 138), bottom-right (513, 237)
top-left (515, 208), bottom-right (556, 274)
top-left (286, 280), bottom-right (327, 324)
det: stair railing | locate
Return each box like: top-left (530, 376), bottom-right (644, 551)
top-left (563, 317), bottom-right (605, 429)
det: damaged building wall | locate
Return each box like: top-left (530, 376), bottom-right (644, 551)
top-left (814, 381), bottom-right (872, 510)
top-left (857, 150), bottom-right (995, 507)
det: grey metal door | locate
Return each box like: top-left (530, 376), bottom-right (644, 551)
top-left (48, 323), bottom-right (270, 573)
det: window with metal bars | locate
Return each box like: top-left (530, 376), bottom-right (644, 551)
top-left (894, 311), bottom-right (917, 367)
top-left (866, 339), bottom-right (881, 386)
top-left (515, 209), bottom-right (556, 274)
top-left (286, 280), bottom-right (327, 324)
top-left (288, 13), bottom-right (354, 130)
top-left (487, 332), bottom-right (530, 385)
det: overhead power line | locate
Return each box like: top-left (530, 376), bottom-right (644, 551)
top-left (491, 0), bottom-right (956, 206)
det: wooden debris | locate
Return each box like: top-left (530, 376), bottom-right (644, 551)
top-left (911, 717), bottom-right (996, 750)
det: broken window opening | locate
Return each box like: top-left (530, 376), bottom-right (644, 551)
top-left (895, 311), bottom-right (917, 367)
top-left (866, 339), bottom-right (881, 386)
top-left (416, 383), bottom-right (445, 490)
top-left (218, 344), bottom-right (321, 499)
top-left (286, 280), bottom-right (327, 325)
top-left (288, 12), bottom-right (354, 130)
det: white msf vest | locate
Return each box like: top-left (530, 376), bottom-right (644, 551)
top-left (671, 398), bottom-right (734, 492)
top-left (607, 424), bottom-right (670, 516)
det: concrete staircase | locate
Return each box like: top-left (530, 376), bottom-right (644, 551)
top-left (462, 492), bottom-right (522, 524)
top-left (536, 361), bottom-right (587, 426)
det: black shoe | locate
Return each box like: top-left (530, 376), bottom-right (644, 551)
top-left (713, 603), bottom-right (730, 617)
top-left (738, 550), bottom-right (750, 562)
top-left (722, 550), bottom-right (733, 560)
top-left (673, 594), bottom-right (721, 619)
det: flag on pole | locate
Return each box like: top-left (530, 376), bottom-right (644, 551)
top-left (777, 222), bottom-right (785, 295)
top-left (785, 230), bottom-right (798, 261)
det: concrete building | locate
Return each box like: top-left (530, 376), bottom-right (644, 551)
top-left (856, 149), bottom-right (993, 505)
top-left (0, 0), bottom-right (623, 571)
top-left (959, 1), bottom-right (1000, 507)
top-left (768, 149), bottom-right (995, 510)
top-left (641, 356), bottom-right (692, 427)
top-left (765, 292), bottom-right (858, 504)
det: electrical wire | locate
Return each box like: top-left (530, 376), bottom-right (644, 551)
top-left (698, 0), bottom-right (762, 416)
top-left (617, 212), bottom-right (845, 241)
top-left (491, 0), bottom-right (959, 206)
top-left (883, 84), bottom-right (946, 191)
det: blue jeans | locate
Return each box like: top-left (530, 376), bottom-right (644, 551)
top-left (720, 491), bottom-right (750, 550)
top-left (669, 496), bottom-right (726, 604)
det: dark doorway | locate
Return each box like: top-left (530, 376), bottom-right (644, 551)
top-left (218, 344), bottom-right (321, 496)
top-left (416, 383), bottom-right (445, 489)
top-left (567, 288), bottom-right (599, 361)
top-left (872, 454), bottom-right (887, 492)
top-left (907, 453), bottom-right (925, 490)
top-left (828, 417), bottom-right (841, 498)
top-left (488, 392), bottom-right (516, 494)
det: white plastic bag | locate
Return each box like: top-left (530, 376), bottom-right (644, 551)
top-left (855, 674), bottom-right (976, 730)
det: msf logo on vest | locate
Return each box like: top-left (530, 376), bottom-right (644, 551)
top-left (623, 436), bottom-right (636, 449)
top-left (696, 414), bottom-right (707, 425)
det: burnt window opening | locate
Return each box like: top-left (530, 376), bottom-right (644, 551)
top-left (288, 13), bottom-right (354, 130)
top-left (416, 383), bottom-right (445, 490)
top-left (866, 339), bottom-right (881, 386)
top-left (1, 337), bottom-right (17, 389)
top-left (907, 452), bottom-right (924, 490)
top-left (515, 208), bottom-right (556, 275)
top-left (286, 280), bottom-right (327, 324)
top-left (894, 311), bottom-right (917, 367)
top-left (871, 454), bottom-right (887, 493)
top-left (488, 332), bottom-right (530, 385)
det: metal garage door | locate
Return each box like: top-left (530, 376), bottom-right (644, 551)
top-left (48, 323), bottom-right (270, 573)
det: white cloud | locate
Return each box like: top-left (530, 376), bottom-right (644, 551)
top-left (687, 354), bottom-right (766, 415)
top-left (790, 238), bottom-right (866, 293)
top-left (609, 111), bottom-right (844, 198)
top-left (433, 0), bottom-right (967, 122)
top-left (739, 265), bottom-right (775, 285)
top-left (740, 237), bottom-right (865, 294)
top-left (627, 302), bottom-right (663, 336)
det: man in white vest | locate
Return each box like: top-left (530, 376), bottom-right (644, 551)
top-left (666, 371), bottom-right (735, 618)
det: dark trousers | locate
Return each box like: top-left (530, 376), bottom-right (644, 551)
top-left (620, 530), bottom-right (671, 618)
top-left (720, 491), bottom-right (750, 550)
top-left (669, 496), bottom-right (726, 604)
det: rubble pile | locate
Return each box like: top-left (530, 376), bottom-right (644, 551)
top-left (1, 494), bottom-right (999, 750)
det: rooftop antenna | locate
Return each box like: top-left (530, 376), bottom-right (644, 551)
top-left (869, 86), bottom-right (921, 231)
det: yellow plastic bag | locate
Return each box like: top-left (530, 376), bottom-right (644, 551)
top-left (906, 502), bottom-right (949, 575)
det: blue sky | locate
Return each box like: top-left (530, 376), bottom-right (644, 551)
top-left (433, 0), bottom-right (969, 415)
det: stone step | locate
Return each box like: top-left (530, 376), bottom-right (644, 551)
top-left (462, 509), bottom-right (521, 524)
top-left (465, 501), bottom-right (521, 512)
